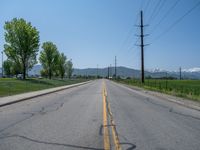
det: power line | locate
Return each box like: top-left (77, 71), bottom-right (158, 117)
top-left (153, 0), bottom-right (200, 42)
top-left (144, 0), bottom-right (152, 13)
top-left (147, 0), bottom-right (162, 23)
top-left (140, 0), bottom-right (145, 11)
top-left (116, 12), bottom-right (140, 55)
top-left (148, 0), bottom-right (166, 24)
top-left (118, 27), bottom-right (134, 52)
top-left (150, 0), bottom-right (181, 34)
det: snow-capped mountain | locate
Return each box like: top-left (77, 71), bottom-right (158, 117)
top-left (182, 67), bottom-right (200, 73)
top-left (148, 67), bottom-right (200, 73)
top-left (147, 68), bottom-right (167, 73)
top-left (146, 67), bottom-right (200, 79)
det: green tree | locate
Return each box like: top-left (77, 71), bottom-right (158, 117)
top-left (12, 60), bottom-right (22, 77)
top-left (40, 69), bottom-right (48, 78)
top-left (39, 42), bottom-right (59, 79)
top-left (3, 59), bottom-right (13, 76)
top-left (4, 18), bottom-right (40, 79)
top-left (58, 53), bottom-right (67, 79)
top-left (66, 59), bottom-right (73, 79)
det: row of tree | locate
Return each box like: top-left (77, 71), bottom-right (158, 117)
top-left (39, 42), bottom-right (73, 79)
top-left (3, 18), bottom-right (73, 79)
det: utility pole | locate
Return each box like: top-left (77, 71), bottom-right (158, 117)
top-left (97, 64), bottom-right (98, 78)
top-left (179, 67), bottom-right (182, 80)
top-left (115, 56), bottom-right (117, 79)
top-left (140, 11), bottom-right (144, 83)
top-left (110, 64), bottom-right (112, 78)
top-left (1, 51), bottom-right (3, 77)
top-left (135, 10), bottom-right (149, 83)
top-left (107, 66), bottom-right (109, 79)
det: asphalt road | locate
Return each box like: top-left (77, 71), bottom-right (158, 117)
top-left (0, 80), bottom-right (103, 150)
top-left (106, 80), bottom-right (200, 150)
top-left (0, 79), bottom-right (200, 150)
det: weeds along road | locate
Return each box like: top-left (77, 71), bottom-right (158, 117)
top-left (0, 79), bottom-right (200, 150)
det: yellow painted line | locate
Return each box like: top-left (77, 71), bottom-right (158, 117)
top-left (108, 102), bottom-right (121, 150)
top-left (103, 80), bottom-right (121, 150)
top-left (102, 81), bottom-right (110, 150)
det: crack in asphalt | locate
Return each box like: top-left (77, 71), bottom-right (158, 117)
top-left (118, 86), bottom-right (200, 121)
top-left (170, 109), bottom-right (200, 120)
top-left (0, 134), bottom-right (104, 150)
top-left (23, 102), bottom-right (64, 116)
top-left (0, 102), bottom-right (65, 134)
top-left (145, 98), bottom-right (169, 109)
top-left (0, 114), bottom-right (34, 133)
top-left (117, 134), bottom-right (137, 150)
top-left (144, 98), bottom-right (200, 120)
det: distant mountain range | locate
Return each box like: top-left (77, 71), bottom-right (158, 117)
top-left (73, 67), bottom-right (200, 79)
top-left (1, 65), bottom-right (200, 79)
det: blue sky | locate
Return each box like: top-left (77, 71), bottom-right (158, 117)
top-left (0, 0), bottom-right (200, 71)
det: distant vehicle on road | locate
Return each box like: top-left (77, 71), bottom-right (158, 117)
top-left (16, 74), bottom-right (23, 79)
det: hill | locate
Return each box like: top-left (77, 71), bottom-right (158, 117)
top-left (1, 66), bottom-right (200, 79)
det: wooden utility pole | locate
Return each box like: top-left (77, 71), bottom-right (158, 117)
top-left (107, 66), bottom-right (109, 78)
top-left (115, 56), bottom-right (117, 79)
top-left (110, 64), bottom-right (112, 78)
top-left (135, 10), bottom-right (149, 83)
top-left (140, 11), bottom-right (144, 83)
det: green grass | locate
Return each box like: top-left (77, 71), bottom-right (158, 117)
top-left (0, 78), bottom-right (89, 97)
top-left (116, 79), bottom-right (200, 101)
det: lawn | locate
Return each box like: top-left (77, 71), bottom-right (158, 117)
top-left (116, 79), bottom-right (200, 101)
top-left (0, 78), bottom-right (89, 97)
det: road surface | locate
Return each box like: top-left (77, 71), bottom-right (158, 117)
top-left (0, 79), bottom-right (200, 150)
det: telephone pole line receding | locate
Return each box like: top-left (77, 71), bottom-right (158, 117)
top-left (135, 11), bottom-right (149, 83)
top-left (115, 56), bottom-right (117, 79)
top-left (97, 64), bottom-right (99, 78)
top-left (179, 67), bottom-right (182, 80)
top-left (107, 66), bottom-right (109, 79)
top-left (141, 11), bottom-right (144, 83)
top-left (110, 64), bottom-right (112, 78)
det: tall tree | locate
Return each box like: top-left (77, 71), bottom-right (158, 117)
top-left (12, 60), bottom-right (22, 77)
top-left (3, 59), bottom-right (13, 76)
top-left (4, 18), bottom-right (40, 79)
top-left (66, 59), bottom-right (73, 79)
top-left (40, 69), bottom-right (48, 78)
top-left (39, 42), bottom-right (59, 79)
top-left (58, 53), bottom-right (67, 79)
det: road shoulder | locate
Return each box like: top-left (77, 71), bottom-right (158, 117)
top-left (112, 80), bottom-right (200, 111)
top-left (0, 81), bottom-right (91, 107)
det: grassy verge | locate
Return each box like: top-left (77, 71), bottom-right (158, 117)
top-left (115, 79), bottom-right (200, 102)
top-left (0, 78), bottom-right (89, 97)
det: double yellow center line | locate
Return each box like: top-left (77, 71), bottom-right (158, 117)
top-left (102, 80), bottom-right (121, 150)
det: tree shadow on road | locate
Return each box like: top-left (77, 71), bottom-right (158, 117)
top-left (0, 134), bottom-right (104, 150)
top-left (120, 142), bottom-right (136, 150)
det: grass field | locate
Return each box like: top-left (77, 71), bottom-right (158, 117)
top-left (117, 79), bottom-right (200, 101)
top-left (0, 78), bottom-right (89, 97)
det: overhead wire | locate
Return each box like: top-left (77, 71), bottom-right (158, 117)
top-left (152, 0), bottom-right (200, 42)
top-left (140, 0), bottom-right (145, 11)
top-left (116, 12), bottom-right (140, 55)
top-left (147, 0), bottom-right (162, 23)
top-left (144, 0), bottom-right (151, 12)
top-left (151, 0), bottom-right (166, 22)
top-left (149, 0), bottom-right (181, 34)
